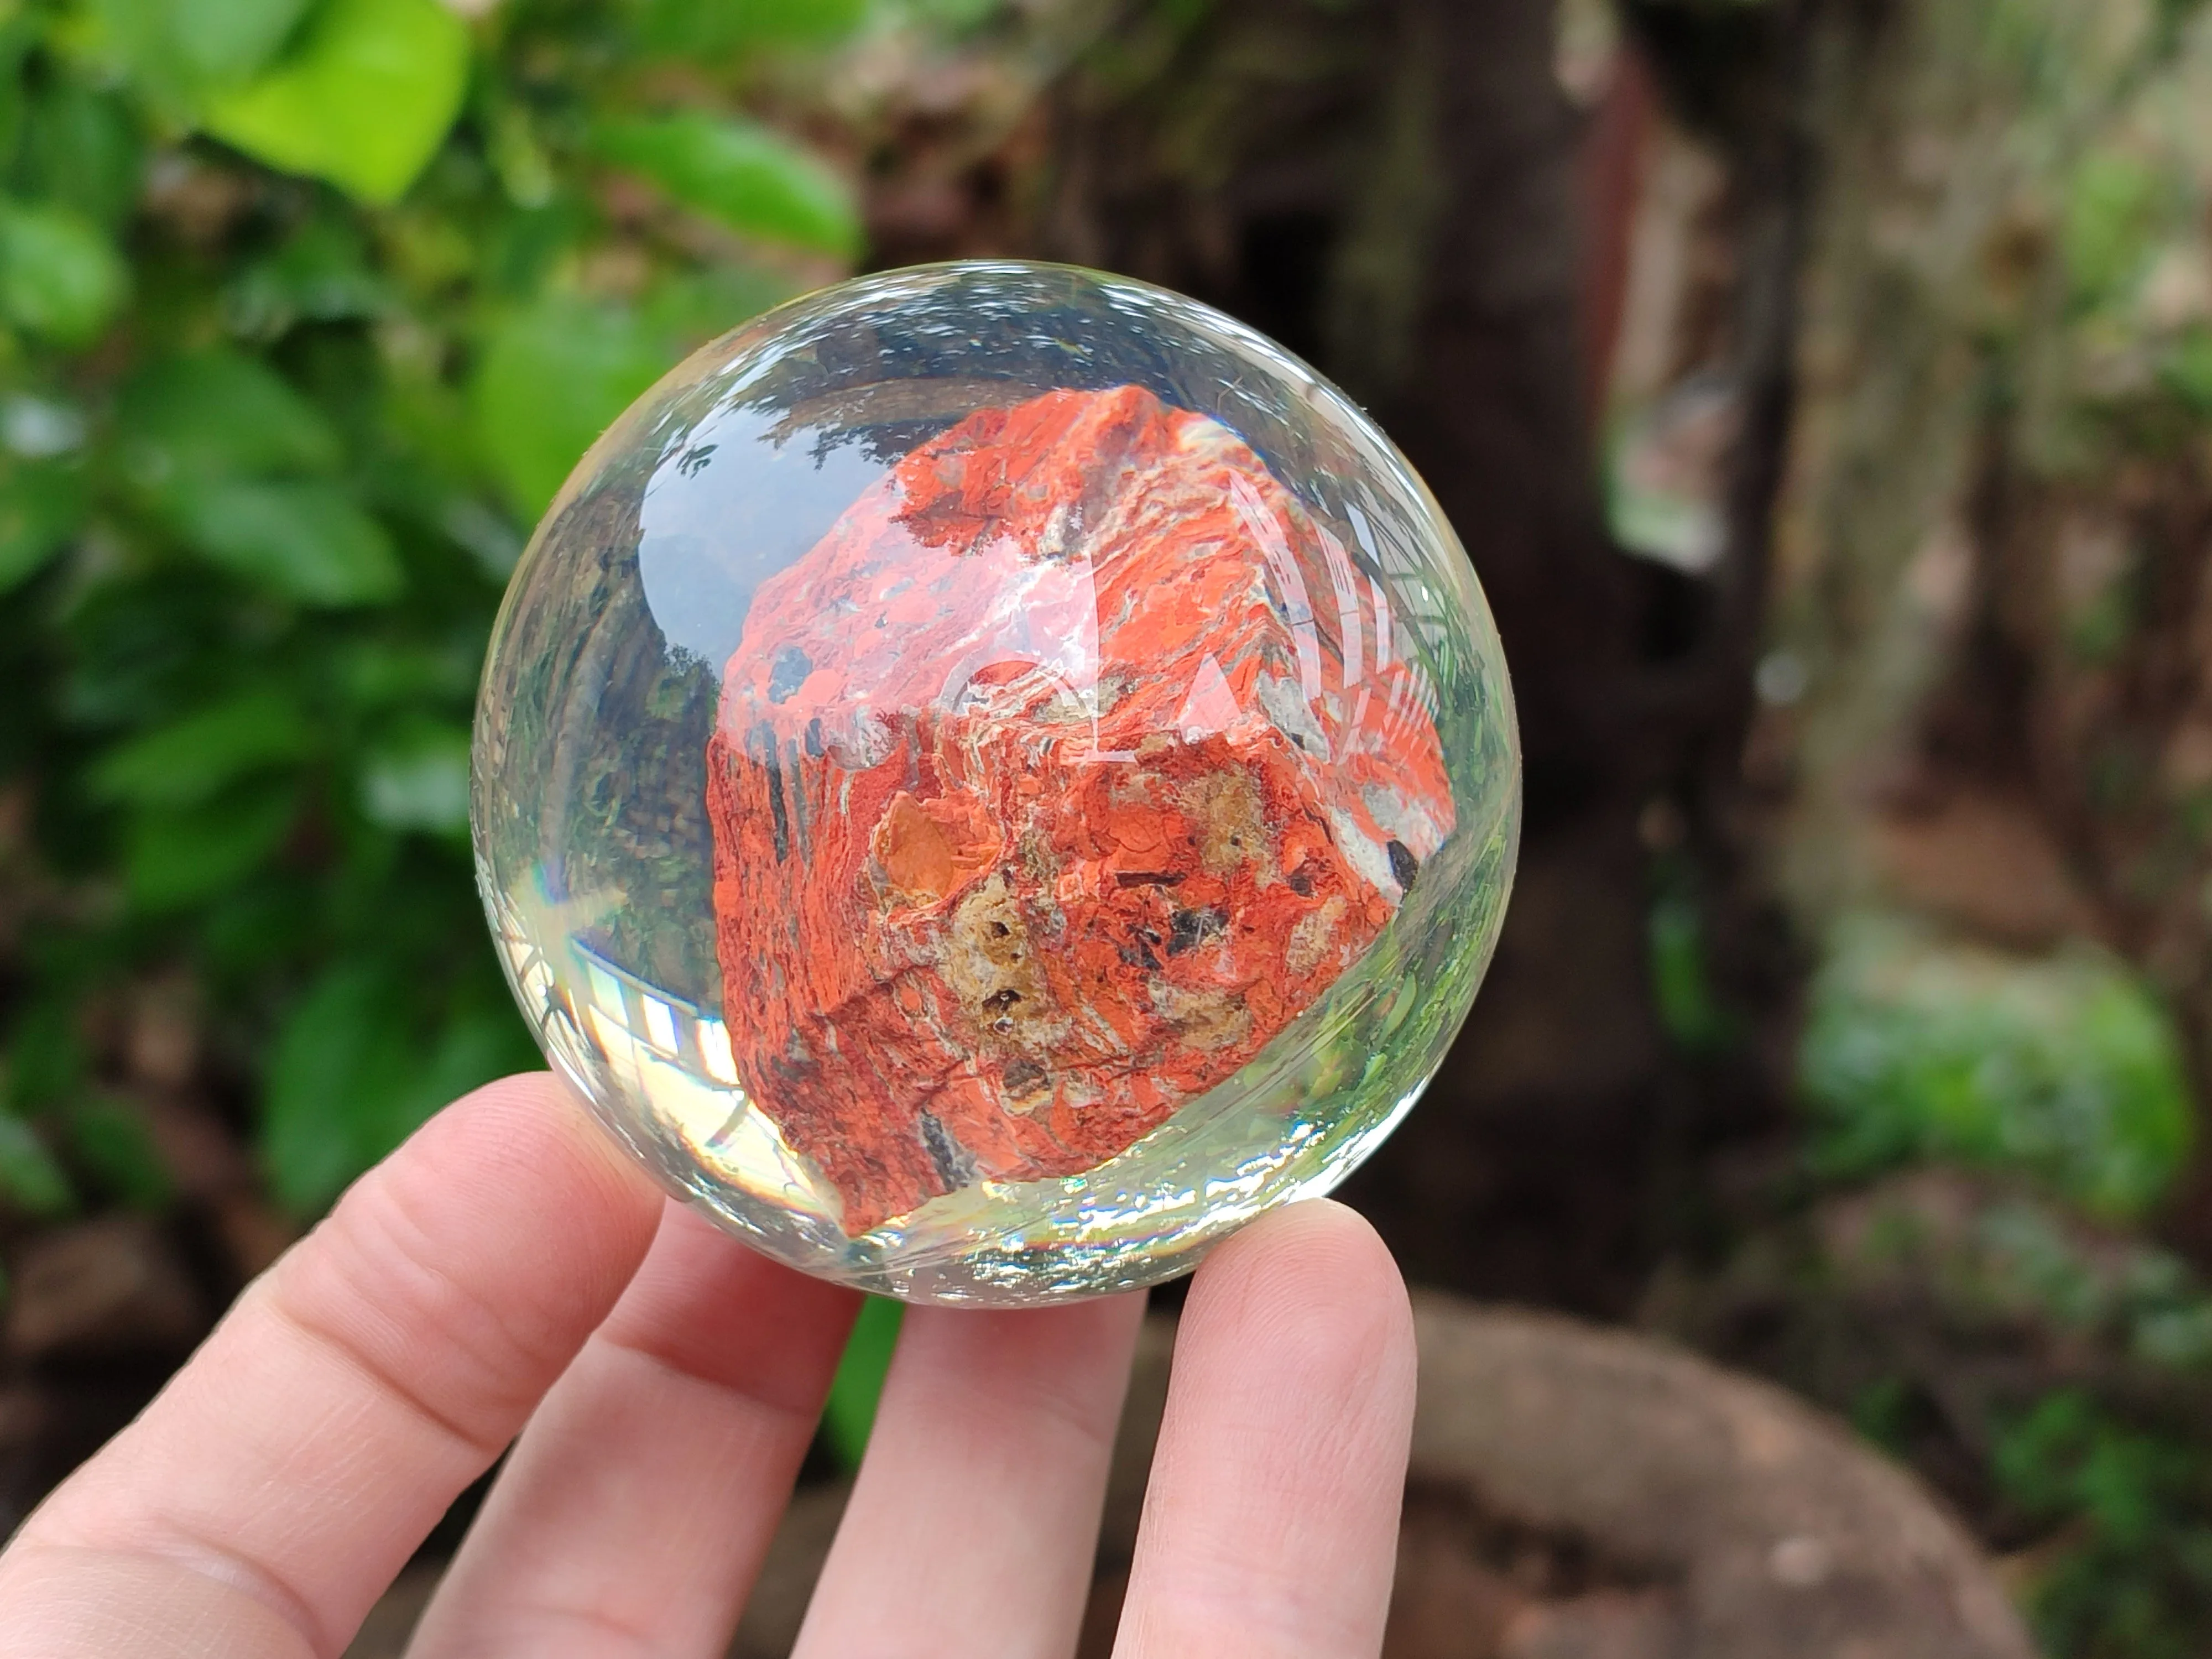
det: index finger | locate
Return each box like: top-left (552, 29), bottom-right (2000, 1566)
top-left (0, 1073), bottom-right (663, 1659)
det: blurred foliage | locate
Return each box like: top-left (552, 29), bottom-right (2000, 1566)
top-left (1657, 1154), bottom-right (2212, 1653)
top-left (1793, 925), bottom-right (2212, 1656)
top-left (0, 0), bottom-right (872, 1217)
top-left (1791, 902), bottom-right (2212, 1648)
top-left (1772, 6), bottom-right (2212, 1641)
top-left (1801, 915), bottom-right (2194, 1220)
top-left (1992, 1391), bottom-right (2212, 1659)
top-left (820, 1293), bottom-right (903, 1467)
top-left (1823, 1173), bottom-right (2212, 1371)
top-left (1644, 848), bottom-right (1739, 1057)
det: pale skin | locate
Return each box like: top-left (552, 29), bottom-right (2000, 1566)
top-left (0, 1073), bottom-right (1417, 1658)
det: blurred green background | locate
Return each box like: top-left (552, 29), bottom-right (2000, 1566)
top-left (0, 0), bottom-right (882, 1219)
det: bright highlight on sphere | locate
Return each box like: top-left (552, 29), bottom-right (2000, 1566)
top-left (472, 261), bottom-right (1519, 1305)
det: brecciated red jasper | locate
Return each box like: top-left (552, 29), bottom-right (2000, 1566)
top-left (707, 384), bottom-right (1453, 1234)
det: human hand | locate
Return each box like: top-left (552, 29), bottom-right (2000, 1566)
top-left (0, 1074), bottom-right (1416, 1658)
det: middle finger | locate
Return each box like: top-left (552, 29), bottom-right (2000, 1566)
top-left (407, 1201), bottom-right (859, 1657)
top-left (791, 1290), bottom-right (1145, 1659)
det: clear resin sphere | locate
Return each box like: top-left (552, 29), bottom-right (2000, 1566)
top-left (473, 262), bottom-right (1519, 1303)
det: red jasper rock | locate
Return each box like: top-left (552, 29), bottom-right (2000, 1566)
top-left (707, 384), bottom-right (1453, 1233)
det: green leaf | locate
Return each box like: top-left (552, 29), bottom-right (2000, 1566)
top-left (262, 966), bottom-right (528, 1211)
top-left (1801, 915), bottom-right (2195, 1219)
top-left (472, 293), bottom-right (669, 517)
top-left (639, 264), bottom-right (797, 343)
top-left (19, 79), bottom-right (145, 228)
top-left (225, 216), bottom-right (390, 339)
top-left (633, 0), bottom-right (870, 59)
top-left (169, 479), bottom-right (405, 606)
top-left (0, 457), bottom-right (88, 593)
top-left (359, 724), bottom-right (471, 833)
top-left (5, 999), bottom-right (88, 1117)
top-left (117, 351), bottom-right (342, 488)
top-left (0, 197), bottom-right (129, 345)
top-left (203, 0), bottom-right (472, 207)
top-left (336, 637), bottom-right (481, 708)
top-left (90, 691), bottom-right (314, 808)
top-left (592, 113), bottom-right (860, 257)
top-left (897, 0), bottom-right (1005, 30)
top-left (439, 495), bottom-right (526, 580)
top-left (821, 1296), bottom-right (904, 1467)
top-left (67, 1097), bottom-right (175, 1211)
top-left (85, 0), bottom-right (318, 106)
top-left (1647, 889), bottom-right (1734, 1053)
top-left (2159, 326), bottom-right (2212, 416)
top-left (0, 1112), bottom-right (74, 1218)
top-left (177, 0), bottom-right (319, 85)
top-left (2, 395), bottom-right (87, 459)
top-left (2064, 149), bottom-right (2164, 312)
top-left (124, 782), bottom-right (301, 911)
top-left (262, 966), bottom-right (406, 1209)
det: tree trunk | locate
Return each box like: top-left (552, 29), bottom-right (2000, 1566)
top-left (1751, 0), bottom-right (2212, 1250)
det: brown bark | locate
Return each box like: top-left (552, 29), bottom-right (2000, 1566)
top-left (1747, 0), bottom-right (2212, 1254)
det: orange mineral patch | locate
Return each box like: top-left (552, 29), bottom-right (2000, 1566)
top-left (707, 383), bottom-right (1454, 1233)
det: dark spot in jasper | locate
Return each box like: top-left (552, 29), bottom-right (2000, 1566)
top-left (1167, 906), bottom-right (1229, 955)
top-left (917, 1111), bottom-right (972, 1191)
top-left (1117, 937), bottom-right (1162, 971)
top-left (1114, 870), bottom-right (1186, 888)
top-left (1003, 1058), bottom-right (1047, 1095)
top-left (767, 644), bottom-right (813, 704)
top-left (750, 722), bottom-right (790, 863)
top-left (1286, 865), bottom-right (1315, 896)
top-left (983, 987), bottom-right (1021, 1012)
top-left (1387, 838), bottom-right (1419, 892)
top-left (766, 1051), bottom-right (820, 1089)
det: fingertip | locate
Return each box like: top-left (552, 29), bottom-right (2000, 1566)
top-left (1201, 1195), bottom-right (1405, 1287)
top-left (373, 1071), bottom-right (665, 1287)
top-left (1186, 1199), bottom-right (1415, 1400)
top-left (417, 1070), bottom-right (661, 1209)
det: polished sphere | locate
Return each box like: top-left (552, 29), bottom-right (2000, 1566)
top-left (472, 262), bottom-right (1519, 1303)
